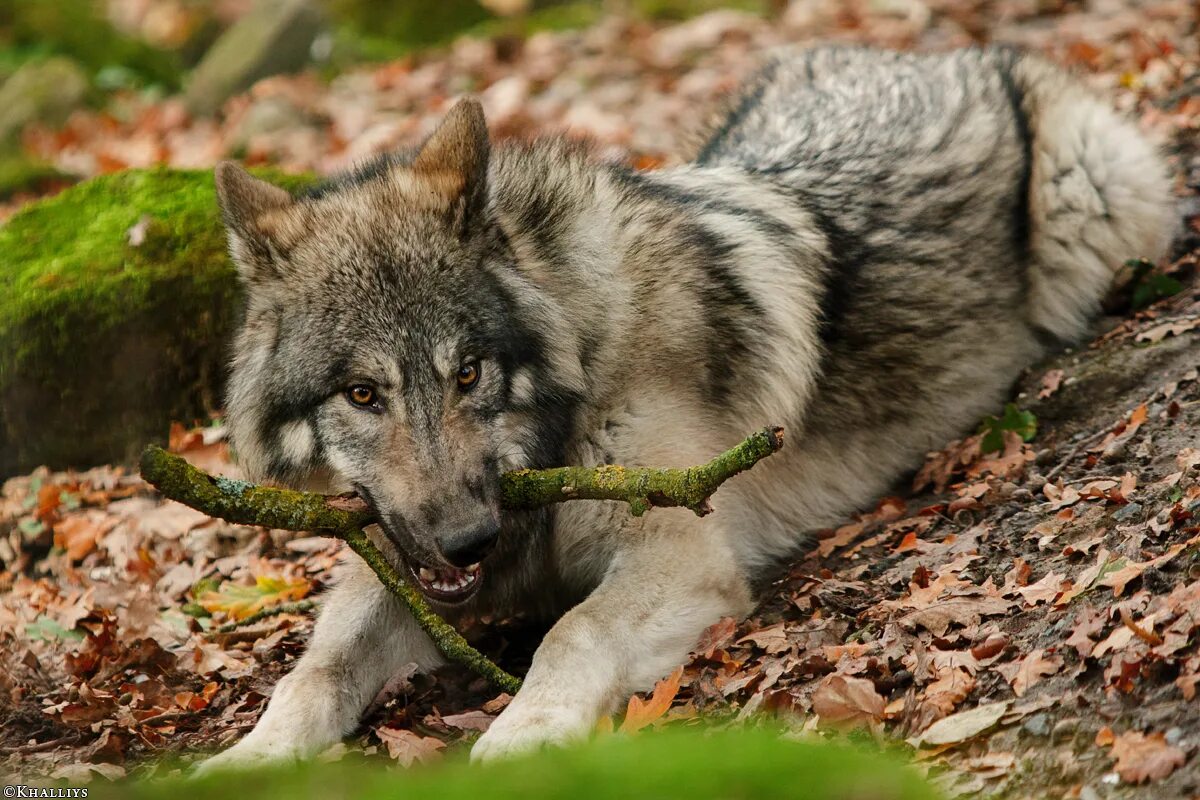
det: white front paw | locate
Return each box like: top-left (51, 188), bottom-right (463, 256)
top-left (192, 735), bottom-right (304, 777)
top-left (470, 702), bottom-right (590, 763)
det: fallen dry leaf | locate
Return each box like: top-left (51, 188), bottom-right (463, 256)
top-left (374, 727), bottom-right (446, 767)
top-left (694, 616), bottom-right (738, 658)
top-left (912, 701), bottom-right (1010, 747)
top-left (997, 649), bottom-right (1063, 697)
top-left (620, 666), bottom-right (683, 733)
top-left (811, 674), bottom-right (885, 728)
top-left (736, 622), bottom-right (790, 655)
top-left (1134, 318), bottom-right (1200, 343)
top-left (1038, 369), bottom-right (1065, 399)
top-left (1018, 571), bottom-right (1067, 606)
top-left (1109, 730), bottom-right (1187, 784)
top-left (897, 596), bottom-right (1012, 636)
top-left (440, 710), bottom-right (495, 733)
top-left (53, 513), bottom-right (119, 562)
top-left (198, 574), bottom-right (311, 621)
top-left (1097, 536), bottom-right (1200, 597)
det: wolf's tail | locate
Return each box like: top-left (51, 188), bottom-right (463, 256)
top-left (1014, 54), bottom-right (1176, 342)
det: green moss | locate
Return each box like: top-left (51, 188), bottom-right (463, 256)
top-left (0, 167), bottom-right (311, 476)
top-left (0, 155), bottom-right (73, 201)
top-left (632, 0), bottom-right (765, 21)
top-left (102, 726), bottom-right (940, 800)
top-left (462, 2), bottom-right (605, 41)
top-left (327, 0), bottom-right (492, 59)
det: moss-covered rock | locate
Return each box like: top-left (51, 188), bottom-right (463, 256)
top-left (0, 168), bottom-right (310, 477)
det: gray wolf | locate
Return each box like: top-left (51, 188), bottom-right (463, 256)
top-left (200, 45), bottom-right (1173, 769)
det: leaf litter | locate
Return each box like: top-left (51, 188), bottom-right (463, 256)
top-left (1, 0), bottom-right (1199, 797)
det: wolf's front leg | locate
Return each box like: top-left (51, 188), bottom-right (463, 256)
top-left (472, 514), bottom-right (752, 762)
top-left (196, 552), bottom-right (444, 773)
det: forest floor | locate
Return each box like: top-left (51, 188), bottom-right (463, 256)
top-left (1, 2), bottom-right (1199, 798)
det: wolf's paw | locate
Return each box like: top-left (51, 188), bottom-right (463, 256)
top-left (470, 703), bottom-right (589, 763)
top-left (190, 737), bottom-right (304, 778)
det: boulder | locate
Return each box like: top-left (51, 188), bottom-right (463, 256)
top-left (0, 168), bottom-right (311, 477)
top-left (185, 0), bottom-right (324, 116)
top-left (0, 58), bottom-right (89, 145)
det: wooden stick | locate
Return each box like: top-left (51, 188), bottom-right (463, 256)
top-left (139, 427), bottom-right (784, 692)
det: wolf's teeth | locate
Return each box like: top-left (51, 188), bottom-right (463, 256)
top-left (419, 567), bottom-right (436, 582)
top-left (466, 563), bottom-right (481, 574)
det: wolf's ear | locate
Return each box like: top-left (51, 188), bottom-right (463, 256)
top-left (409, 98), bottom-right (490, 230)
top-left (214, 162), bottom-right (295, 283)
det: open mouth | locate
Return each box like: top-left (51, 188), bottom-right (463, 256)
top-left (402, 558), bottom-right (483, 604)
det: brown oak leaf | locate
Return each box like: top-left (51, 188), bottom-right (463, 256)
top-left (1110, 731), bottom-right (1187, 784)
top-left (811, 674), bottom-right (885, 727)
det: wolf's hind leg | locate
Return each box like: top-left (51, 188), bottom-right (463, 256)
top-left (195, 551), bottom-right (444, 773)
top-left (471, 512), bottom-right (752, 762)
top-left (1016, 55), bottom-right (1174, 343)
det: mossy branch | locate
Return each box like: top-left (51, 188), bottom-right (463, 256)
top-left (499, 426), bottom-right (785, 516)
top-left (139, 426), bottom-right (784, 692)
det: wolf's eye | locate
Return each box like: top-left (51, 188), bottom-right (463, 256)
top-left (456, 360), bottom-right (480, 391)
top-left (347, 385), bottom-right (377, 407)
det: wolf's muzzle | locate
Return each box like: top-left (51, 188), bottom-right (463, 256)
top-left (438, 519), bottom-right (500, 568)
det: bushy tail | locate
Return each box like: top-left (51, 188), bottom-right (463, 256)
top-left (1015, 55), bottom-right (1176, 342)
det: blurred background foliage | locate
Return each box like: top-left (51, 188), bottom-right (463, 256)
top-left (0, 0), bottom-right (766, 187)
top-left (0, 0), bottom-right (769, 88)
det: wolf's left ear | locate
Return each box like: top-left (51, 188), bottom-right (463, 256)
top-left (410, 97), bottom-right (490, 230)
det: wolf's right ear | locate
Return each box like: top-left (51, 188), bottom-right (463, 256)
top-left (214, 162), bottom-right (295, 283)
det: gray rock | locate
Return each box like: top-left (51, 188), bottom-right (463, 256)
top-left (0, 58), bottom-right (88, 144)
top-left (1023, 713), bottom-right (1051, 737)
top-left (1113, 502), bottom-right (1143, 522)
top-left (230, 95), bottom-right (310, 149)
top-left (185, 0), bottom-right (323, 116)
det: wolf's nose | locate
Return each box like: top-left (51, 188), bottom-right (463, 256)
top-left (439, 521), bottom-right (500, 568)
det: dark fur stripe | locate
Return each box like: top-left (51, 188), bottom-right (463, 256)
top-left (995, 48), bottom-right (1034, 267)
top-left (607, 168), bottom-right (794, 243)
top-left (678, 222), bottom-right (766, 403)
top-left (795, 199), bottom-right (867, 348)
top-left (696, 57), bottom-right (781, 165)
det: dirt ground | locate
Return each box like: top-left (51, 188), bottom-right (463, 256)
top-left (2, 1), bottom-right (1199, 797)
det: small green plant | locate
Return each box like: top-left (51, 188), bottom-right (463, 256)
top-left (979, 403), bottom-right (1037, 453)
top-left (25, 614), bottom-right (84, 642)
top-left (1127, 258), bottom-right (1184, 310)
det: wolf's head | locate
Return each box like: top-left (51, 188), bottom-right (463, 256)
top-left (216, 99), bottom-right (567, 604)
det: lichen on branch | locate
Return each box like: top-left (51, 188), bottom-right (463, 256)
top-left (138, 426), bottom-right (783, 692)
top-left (499, 426), bottom-right (784, 516)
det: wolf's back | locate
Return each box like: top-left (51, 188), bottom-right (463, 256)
top-left (695, 46), bottom-right (1175, 345)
